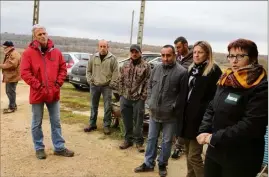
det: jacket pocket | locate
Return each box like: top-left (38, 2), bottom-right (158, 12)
top-left (31, 86), bottom-right (46, 103)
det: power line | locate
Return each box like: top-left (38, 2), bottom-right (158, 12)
top-left (137, 0), bottom-right (146, 49)
top-left (32, 0), bottom-right (40, 40)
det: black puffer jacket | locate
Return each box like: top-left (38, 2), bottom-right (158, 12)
top-left (199, 76), bottom-right (268, 171)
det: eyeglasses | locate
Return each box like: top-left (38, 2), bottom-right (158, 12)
top-left (227, 54), bottom-right (249, 61)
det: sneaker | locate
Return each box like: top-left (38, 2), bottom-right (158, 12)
top-left (103, 127), bottom-right (111, 135)
top-left (134, 163), bottom-right (154, 173)
top-left (136, 144), bottom-right (145, 153)
top-left (159, 165), bottom-right (167, 177)
top-left (171, 148), bottom-right (182, 159)
top-left (54, 148), bottom-right (74, 157)
top-left (119, 141), bottom-right (133, 149)
top-left (36, 149), bottom-right (46, 159)
top-left (84, 126), bottom-right (97, 132)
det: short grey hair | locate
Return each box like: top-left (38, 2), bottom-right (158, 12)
top-left (32, 24), bottom-right (46, 34)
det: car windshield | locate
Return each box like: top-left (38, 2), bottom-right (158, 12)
top-left (143, 55), bottom-right (161, 62)
top-left (74, 53), bottom-right (90, 60)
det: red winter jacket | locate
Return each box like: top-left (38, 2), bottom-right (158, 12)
top-left (20, 39), bottom-right (67, 104)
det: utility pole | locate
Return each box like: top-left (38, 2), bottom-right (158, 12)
top-left (137, 0), bottom-right (146, 49)
top-left (32, 0), bottom-right (40, 40)
top-left (130, 10), bottom-right (135, 45)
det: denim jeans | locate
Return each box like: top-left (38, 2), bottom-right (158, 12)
top-left (120, 96), bottom-right (145, 145)
top-left (31, 101), bottom-right (65, 151)
top-left (144, 118), bottom-right (175, 168)
top-left (89, 85), bottom-right (112, 127)
top-left (6, 82), bottom-right (18, 109)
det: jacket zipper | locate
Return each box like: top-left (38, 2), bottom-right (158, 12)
top-left (129, 64), bottom-right (136, 99)
top-left (212, 88), bottom-right (225, 129)
top-left (39, 50), bottom-right (49, 92)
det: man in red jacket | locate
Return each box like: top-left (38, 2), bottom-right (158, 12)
top-left (20, 24), bottom-right (74, 159)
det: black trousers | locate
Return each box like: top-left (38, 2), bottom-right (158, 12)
top-left (204, 156), bottom-right (260, 177)
top-left (5, 82), bottom-right (18, 109)
top-left (120, 96), bottom-right (145, 145)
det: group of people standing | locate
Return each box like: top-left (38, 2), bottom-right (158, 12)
top-left (1, 24), bottom-right (268, 177)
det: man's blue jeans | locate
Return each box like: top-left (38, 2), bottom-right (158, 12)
top-left (144, 118), bottom-right (175, 168)
top-left (89, 85), bottom-right (112, 127)
top-left (31, 101), bottom-right (65, 151)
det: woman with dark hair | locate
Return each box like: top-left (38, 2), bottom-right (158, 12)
top-left (177, 41), bottom-right (222, 177)
top-left (197, 38), bottom-right (268, 177)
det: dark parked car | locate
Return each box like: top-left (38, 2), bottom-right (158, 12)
top-left (118, 52), bottom-right (161, 68)
top-left (148, 57), bottom-right (162, 69)
top-left (63, 52), bottom-right (92, 80)
top-left (69, 58), bottom-right (90, 89)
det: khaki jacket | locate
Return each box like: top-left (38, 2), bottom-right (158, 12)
top-left (1, 48), bottom-right (21, 83)
top-left (86, 52), bottom-right (119, 87)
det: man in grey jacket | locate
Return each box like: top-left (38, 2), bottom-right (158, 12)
top-left (84, 40), bottom-right (118, 135)
top-left (134, 45), bottom-right (188, 177)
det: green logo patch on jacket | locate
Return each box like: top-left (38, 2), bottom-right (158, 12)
top-left (225, 93), bottom-right (241, 105)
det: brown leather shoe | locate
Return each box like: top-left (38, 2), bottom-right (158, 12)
top-left (84, 126), bottom-right (97, 132)
top-left (136, 144), bottom-right (145, 153)
top-left (119, 141), bottom-right (133, 149)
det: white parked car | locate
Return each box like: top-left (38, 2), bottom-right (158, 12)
top-left (62, 52), bottom-right (92, 80)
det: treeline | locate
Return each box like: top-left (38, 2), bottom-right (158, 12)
top-left (1, 32), bottom-right (267, 71)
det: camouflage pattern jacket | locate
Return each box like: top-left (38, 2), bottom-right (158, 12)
top-left (117, 58), bottom-right (151, 101)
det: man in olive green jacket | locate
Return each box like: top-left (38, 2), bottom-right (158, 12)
top-left (84, 40), bottom-right (118, 135)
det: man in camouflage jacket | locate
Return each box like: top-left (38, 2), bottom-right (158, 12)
top-left (117, 44), bottom-right (151, 153)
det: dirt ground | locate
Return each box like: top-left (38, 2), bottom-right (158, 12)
top-left (0, 81), bottom-right (187, 177)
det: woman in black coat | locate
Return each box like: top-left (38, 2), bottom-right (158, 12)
top-left (197, 38), bottom-right (268, 177)
top-left (177, 41), bottom-right (222, 177)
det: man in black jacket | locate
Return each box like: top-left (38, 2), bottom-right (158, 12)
top-left (171, 36), bottom-right (194, 159)
top-left (134, 45), bottom-right (188, 177)
top-left (174, 36), bottom-right (193, 69)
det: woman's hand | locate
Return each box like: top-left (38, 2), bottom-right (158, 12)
top-left (205, 134), bottom-right (212, 144)
top-left (196, 133), bottom-right (210, 144)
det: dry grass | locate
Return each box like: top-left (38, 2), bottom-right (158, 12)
top-left (43, 82), bottom-right (125, 140)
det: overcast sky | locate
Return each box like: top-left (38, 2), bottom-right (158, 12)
top-left (1, 1), bottom-right (268, 54)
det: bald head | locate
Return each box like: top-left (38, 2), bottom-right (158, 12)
top-left (98, 40), bottom-right (109, 55)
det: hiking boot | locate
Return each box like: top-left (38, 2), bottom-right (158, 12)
top-left (3, 108), bottom-right (15, 114)
top-left (36, 149), bottom-right (46, 159)
top-left (84, 125), bottom-right (97, 132)
top-left (159, 165), bottom-right (167, 177)
top-left (119, 141), bottom-right (133, 149)
top-left (103, 127), bottom-right (111, 135)
top-left (171, 148), bottom-right (182, 159)
top-left (134, 163), bottom-right (154, 173)
top-left (136, 144), bottom-right (145, 153)
top-left (54, 148), bottom-right (74, 157)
